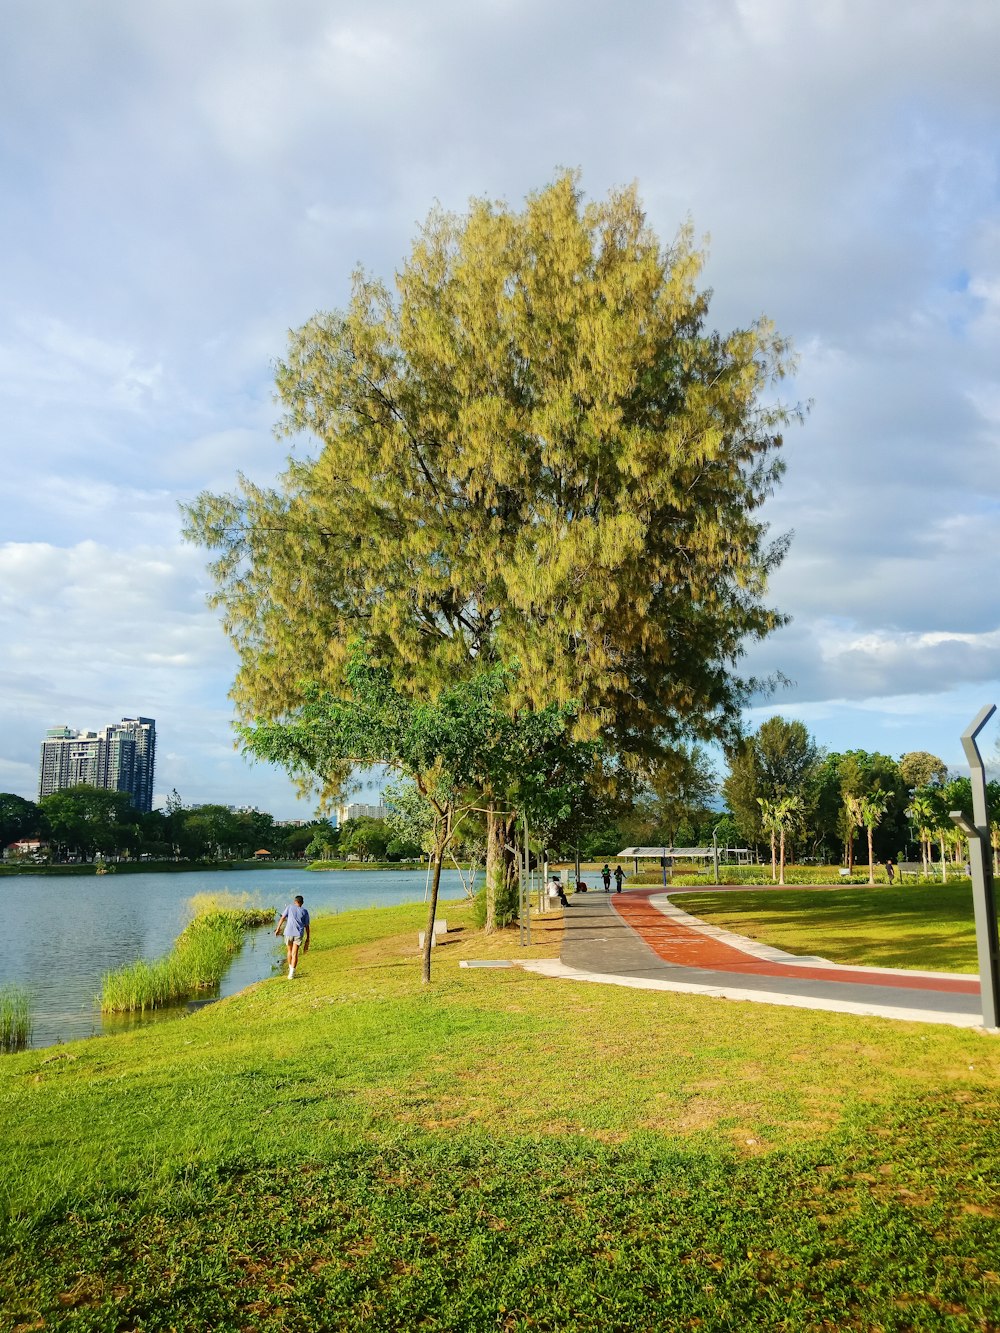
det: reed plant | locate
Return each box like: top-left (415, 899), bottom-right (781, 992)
top-left (100, 899), bottom-right (274, 1013)
top-left (0, 984), bottom-right (32, 1053)
top-left (186, 889), bottom-right (273, 925)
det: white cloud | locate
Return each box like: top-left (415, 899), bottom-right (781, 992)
top-left (2, 0), bottom-right (1000, 800)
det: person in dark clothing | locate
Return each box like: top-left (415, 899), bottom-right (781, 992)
top-left (601, 864), bottom-right (612, 892)
top-left (613, 864), bottom-right (625, 892)
top-left (884, 859), bottom-right (895, 885)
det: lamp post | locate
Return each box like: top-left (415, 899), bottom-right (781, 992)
top-left (950, 704), bottom-right (1000, 1031)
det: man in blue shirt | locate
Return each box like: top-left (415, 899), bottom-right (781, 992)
top-left (275, 895), bottom-right (310, 979)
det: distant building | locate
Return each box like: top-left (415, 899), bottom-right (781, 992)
top-left (3, 838), bottom-right (48, 861)
top-left (336, 802), bottom-right (388, 825)
top-left (38, 717), bottom-right (156, 812)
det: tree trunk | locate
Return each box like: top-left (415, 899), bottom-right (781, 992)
top-left (421, 847), bottom-right (445, 986)
top-left (939, 834), bottom-right (947, 883)
top-left (422, 810), bottom-right (450, 984)
top-left (778, 828), bottom-right (785, 886)
top-left (770, 831), bottom-right (777, 883)
top-left (485, 805), bottom-right (517, 934)
top-left (867, 826), bottom-right (875, 885)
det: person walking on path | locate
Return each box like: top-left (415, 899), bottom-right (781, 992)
top-left (276, 894), bottom-right (310, 979)
top-left (884, 859), bottom-right (895, 885)
top-left (613, 864), bottom-right (625, 893)
top-left (601, 864), bottom-right (612, 892)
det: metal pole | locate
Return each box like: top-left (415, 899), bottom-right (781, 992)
top-left (518, 820), bottom-right (525, 947)
top-left (951, 704), bottom-right (1000, 1030)
top-left (522, 813), bottom-right (531, 947)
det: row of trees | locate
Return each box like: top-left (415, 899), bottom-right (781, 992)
top-left (0, 788), bottom-right (339, 864)
top-left (718, 720), bottom-right (994, 884)
top-left (6, 724), bottom-right (985, 877)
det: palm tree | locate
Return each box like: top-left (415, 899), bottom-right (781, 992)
top-left (844, 793), bottom-right (863, 876)
top-left (860, 789), bottom-right (890, 886)
top-left (774, 794), bottom-right (802, 886)
top-left (846, 788), bottom-right (890, 885)
top-left (907, 791), bottom-right (938, 878)
top-left (757, 798), bottom-right (779, 883)
top-left (758, 795), bottom-right (801, 886)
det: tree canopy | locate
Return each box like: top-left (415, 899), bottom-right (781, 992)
top-left (40, 786), bottom-right (140, 860)
top-left (184, 172), bottom-right (797, 794)
top-left (0, 793), bottom-right (42, 849)
top-left (723, 716), bottom-right (820, 844)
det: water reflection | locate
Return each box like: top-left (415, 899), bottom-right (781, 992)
top-left (0, 867), bottom-right (463, 1048)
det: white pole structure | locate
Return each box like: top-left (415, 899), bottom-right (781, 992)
top-left (950, 704), bottom-right (1000, 1031)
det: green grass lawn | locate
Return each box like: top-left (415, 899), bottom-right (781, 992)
top-left (674, 883), bottom-right (980, 973)
top-left (2, 897), bottom-right (999, 1330)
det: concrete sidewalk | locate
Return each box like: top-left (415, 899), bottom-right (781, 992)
top-left (520, 888), bottom-right (989, 1030)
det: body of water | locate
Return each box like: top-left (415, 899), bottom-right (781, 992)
top-left (1, 866), bottom-right (465, 1048)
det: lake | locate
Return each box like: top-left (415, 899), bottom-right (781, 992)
top-left (0, 866), bottom-right (466, 1048)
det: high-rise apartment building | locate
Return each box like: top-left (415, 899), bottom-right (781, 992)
top-left (38, 717), bottom-right (156, 812)
top-left (335, 802), bottom-right (388, 826)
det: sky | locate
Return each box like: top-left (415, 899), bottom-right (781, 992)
top-left (2, 0), bottom-right (1000, 817)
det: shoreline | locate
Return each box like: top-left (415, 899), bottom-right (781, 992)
top-left (0, 858), bottom-right (428, 877)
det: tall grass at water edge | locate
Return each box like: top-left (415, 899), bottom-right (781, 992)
top-left (0, 984), bottom-right (32, 1053)
top-left (100, 890), bottom-right (274, 1014)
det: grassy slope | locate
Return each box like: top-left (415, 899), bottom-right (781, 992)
top-left (2, 898), bottom-right (1000, 1330)
top-left (675, 883), bottom-right (980, 973)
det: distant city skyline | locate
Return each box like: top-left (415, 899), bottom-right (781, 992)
top-left (37, 717), bottom-right (157, 813)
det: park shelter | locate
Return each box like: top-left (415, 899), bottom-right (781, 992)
top-left (617, 845), bottom-right (754, 874)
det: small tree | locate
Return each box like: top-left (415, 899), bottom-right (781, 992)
top-left (242, 648), bottom-right (594, 980)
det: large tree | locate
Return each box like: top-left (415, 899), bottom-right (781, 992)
top-left (899, 751), bottom-right (948, 789)
top-left (724, 716), bottom-right (819, 848)
top-left (624, 743), bottom-right (716, 847)
top-left (39, 786), bottom-right (139, 860)
top-left (0, 793), bottom-right (43, 849)
top-left (185, 173), bottom-right (797, 882)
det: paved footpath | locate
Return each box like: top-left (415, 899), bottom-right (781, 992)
top-left (521, 887), bottom-right (989, 1030)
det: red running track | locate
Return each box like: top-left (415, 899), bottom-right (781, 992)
top-left (612, 888), bottom-right (980, 996)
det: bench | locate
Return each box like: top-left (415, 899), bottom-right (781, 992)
top-left (417, 920), bottom-right (449, 948)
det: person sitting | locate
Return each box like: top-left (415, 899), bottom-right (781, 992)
top-left (575, 879), bottom-right (588, 893)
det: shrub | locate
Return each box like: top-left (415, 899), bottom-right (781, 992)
top-left (0, 984), bottom-right (31, 1053)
